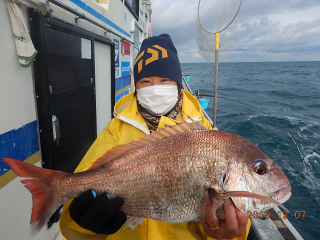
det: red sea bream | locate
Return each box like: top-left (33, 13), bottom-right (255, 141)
top-left (3, 118), bottom-right (291, 235)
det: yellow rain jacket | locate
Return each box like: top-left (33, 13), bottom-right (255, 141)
top-left (59, 90), bottom-right (251, 240)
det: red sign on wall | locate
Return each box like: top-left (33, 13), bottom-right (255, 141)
top-left (121, 39), bottom-right (130, 57)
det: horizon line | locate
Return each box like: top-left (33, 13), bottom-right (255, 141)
top-left (180, 60), bottom-right (320, 64)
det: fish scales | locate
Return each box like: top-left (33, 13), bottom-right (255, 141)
top-left (59, 131), bottom-right (241, 222)
top-left (2, 119), bottom-right (291, 235)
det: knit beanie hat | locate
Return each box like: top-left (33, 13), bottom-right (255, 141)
top-left (133, 34), bottom-right (182, 86)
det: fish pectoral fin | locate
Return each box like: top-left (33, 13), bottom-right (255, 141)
top-left (208, 188), bottom-right (225, 220)
top-left (123, 216), bottom-right (144, 230)
top-left (216, 191), bottom-right (289, 213)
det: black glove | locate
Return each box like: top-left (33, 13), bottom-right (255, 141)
top-left (69, 189), bottom-right (127, 235)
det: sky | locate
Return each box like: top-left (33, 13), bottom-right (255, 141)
top-left (150, 0), bottom-right (320, 63)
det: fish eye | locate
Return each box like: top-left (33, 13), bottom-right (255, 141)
top-left (253, 159), bottom-right (268, 175)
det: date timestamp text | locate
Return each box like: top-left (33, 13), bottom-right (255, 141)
top-left (247, 211), bottom-right (306, 219)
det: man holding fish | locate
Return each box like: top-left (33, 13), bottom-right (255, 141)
top-left (59, 34), bottom-right (250, 240)
top-left (4, 34), bottom-right (291, 240)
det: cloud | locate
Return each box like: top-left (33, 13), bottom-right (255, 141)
top-left (151, 0), bottom-right (320, 62)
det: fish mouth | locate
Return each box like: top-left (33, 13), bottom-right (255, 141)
top-left (271, 184), bottom-right (292, 203)
top-left (278, 191), bottom-right (292, 204)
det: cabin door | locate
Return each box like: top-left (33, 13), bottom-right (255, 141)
top-left (42, 27), bottom-right (96, 173)
top-left (30, 12), bottom-right (115, 175)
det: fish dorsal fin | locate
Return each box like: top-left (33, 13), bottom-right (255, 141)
top-left (88, 115), bottom-right (206, 170)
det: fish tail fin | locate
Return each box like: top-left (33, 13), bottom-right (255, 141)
top-left (2, 158), bottom-right (71, 236)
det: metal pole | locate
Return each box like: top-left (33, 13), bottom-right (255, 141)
top-left (213, 33), bottom-right (219, 130)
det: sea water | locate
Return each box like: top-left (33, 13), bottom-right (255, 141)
top-left (181, 61), bottom-right (320, 239)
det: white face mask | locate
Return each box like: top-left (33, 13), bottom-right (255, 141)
top-left (137, 85), bottom-right (178, 116)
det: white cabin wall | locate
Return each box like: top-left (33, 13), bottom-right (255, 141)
top-left (49, 1), bottom-right (106, 38)
top-left (50, 0), bottom-right (134, 46)
top-left (0, 4), bottom-right (61, 240)
top-left (0, 4), bottom-right (37, 134)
